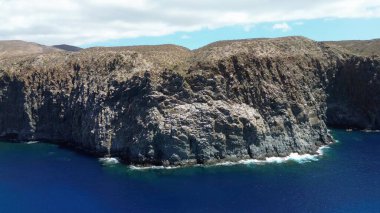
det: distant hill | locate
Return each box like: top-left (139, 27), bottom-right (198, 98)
top-left (0, 40), bottom-right (61, 59)
top-left (53, 44), bottom-right (82, 52)
top-left (325, 39), bottom-right (380, 56)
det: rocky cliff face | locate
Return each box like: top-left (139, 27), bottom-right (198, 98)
top-left (0, 37), bottom-right (379, 166)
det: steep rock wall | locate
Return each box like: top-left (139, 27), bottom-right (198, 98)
top-left (0, 37), bottom-right (379, 166)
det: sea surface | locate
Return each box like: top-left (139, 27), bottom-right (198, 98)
top-left (0, 130), bottom-right (379, 213)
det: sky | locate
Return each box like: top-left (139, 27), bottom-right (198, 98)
top-left (0, 0), bottom-right (380, 49)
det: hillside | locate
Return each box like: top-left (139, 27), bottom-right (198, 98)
top-left (325, 39), bottom-right (380, 56)
top-left (53, 44), bottom-right (82, 52)
top-left (0, 40), bottom-right (61, 59)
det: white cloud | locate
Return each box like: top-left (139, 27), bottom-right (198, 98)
top-left (0, 0), bottom-right (379, 45)
top-left (272, 22), bottom-right (291, 32)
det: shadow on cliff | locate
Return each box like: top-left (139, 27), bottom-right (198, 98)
top-left (325, 56), bottom-right (380, 130)
top-left (0, 75), bottom-right (33, 140)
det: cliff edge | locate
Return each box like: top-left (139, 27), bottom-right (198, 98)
top-left (0, 36), bottom-right (379, 166)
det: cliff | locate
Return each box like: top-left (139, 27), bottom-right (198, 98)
top-left (0, 36), bottom-right (379, 166)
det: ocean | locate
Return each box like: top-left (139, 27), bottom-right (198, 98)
top-left (0, 130), bottom-right (379, 213)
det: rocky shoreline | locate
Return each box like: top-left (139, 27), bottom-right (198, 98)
top-left (0, 36), bottom-right (379, 166)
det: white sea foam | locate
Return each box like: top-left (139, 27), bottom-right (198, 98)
top-left (25, 141), bottom-right (39, 144)
top-left (128, 145), bottom-right (331, 170)
top-left (216, 145), bottom-right (330, 167)
top-left (99, 157), bottom-right (120, 165)
top-left (129, 165), bottom-right (182, 170)
top-left (214, 161), bottom-right (243, 166)
top-left (317, 145), bottom-right (330, 155)
top-left (362, 129), bottom-right (380, 133)
top-left (257, 153), bottom-right (318, 164)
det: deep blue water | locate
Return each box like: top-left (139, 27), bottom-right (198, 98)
top-left (0, 130), bottom-right (379, 213)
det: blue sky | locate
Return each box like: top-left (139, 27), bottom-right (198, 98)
top-left (0, 0), bottom-right (379, 47)
top-left (83, 18), bottom-right (380, 49)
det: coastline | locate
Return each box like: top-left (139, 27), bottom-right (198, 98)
top-left (117, 144), bottom-right (333, 171)
top-left (1, 134), bottom-right (336, 170)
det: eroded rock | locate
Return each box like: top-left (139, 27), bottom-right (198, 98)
top-left (0, 37), bottom-right (379, 166)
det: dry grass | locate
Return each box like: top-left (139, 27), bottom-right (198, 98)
top-left (0, 40), bottom-right (62, 59)
top-left (325, 39), bottom-right (380, 57)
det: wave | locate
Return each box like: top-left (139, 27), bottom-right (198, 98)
top-left (317, 145), bottom-right (330, 155)
top-left (99, 157), bottom-right (120, 165)
top-left (215, 153), bottom-right (317, 166)
top-left (255, 153), bottom-right (318, 164)
top-left (25, 141), bottom-right (39, 144)
top-left (129, 145), bottom-right (331, 170)
top-left (257, 145), bottom-right (330, 164)
top-left (128, 165), bottom-right (182, 170)
top-left (361, 129), bottom-right (380, 133)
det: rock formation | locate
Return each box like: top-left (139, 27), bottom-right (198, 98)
top-left (0, 36), bottom-right (379, 166)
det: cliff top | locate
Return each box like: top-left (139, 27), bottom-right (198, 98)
top-left (1, 36), bottom-right (378, 77)
top-left (325, 39), bottom-right (380, 57)
top-left (193, 36), bottom-right (338, 61)
top-left (2, 36), bottom-right (379, 61)
top-left (85, 44), bottom-right (190, 53)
